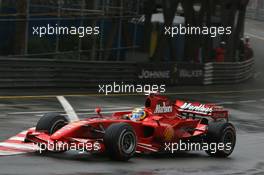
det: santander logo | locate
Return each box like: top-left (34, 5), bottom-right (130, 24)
top-left (154, 102), bottom-right (173, 114)
top-left (180, 102), bottom-right (213, 113)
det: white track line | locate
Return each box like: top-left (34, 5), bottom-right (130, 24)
top-left (77, 106), bottom-right (133, 111)
top-left (215, 101), bottom-right (235, 105)
top-left (238, 100), bottom-right (257, 103)
top-left (35, 109), bottom-right (133, 117)
top-left (245, 32), bottom-right (264, 41)
top-left (0, 143), bottom-right (37, 150)
top-left (8, 111), bottom-right (64, 115)
top-left (8, 107), bottom-right (133, 115)
top-left (57, 96), bottom-right (79, 122)
top-left (215, 99), bottom-right (261, 105)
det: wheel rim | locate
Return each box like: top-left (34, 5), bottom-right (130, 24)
top-left (51, 120), bottom-right (66, 134)
top-left (120, 131), bottom-right (136, 154)
top-left (222, 129), bottom-right (235, 154)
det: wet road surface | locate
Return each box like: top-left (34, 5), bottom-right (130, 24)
top-left (0, 92), bottom-right (264, 175)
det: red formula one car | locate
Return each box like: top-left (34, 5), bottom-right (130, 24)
top-left (25, 94), bottom-right (236, 161)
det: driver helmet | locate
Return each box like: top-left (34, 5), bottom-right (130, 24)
top-left (130, 108), bottom-right (146, 121)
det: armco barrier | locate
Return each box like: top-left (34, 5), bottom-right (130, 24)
top-left (0, 58), bottom-right (254, 88)
top-left (0, 58), bottom-right (138, 88)
top-left (203, 59), bottom-right (255, 85)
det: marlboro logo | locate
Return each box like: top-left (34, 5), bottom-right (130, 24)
top-left (180, 102), bottom-right (213, 113)
top-left (154, 102), bottom-right (173, 113)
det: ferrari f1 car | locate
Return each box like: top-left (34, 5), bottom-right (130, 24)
top-left (25, 93), bottom-right (236, 161)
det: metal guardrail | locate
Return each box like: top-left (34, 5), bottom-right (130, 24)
top-left (0, 58), bottom-right (254, 88)
top-left (0, 58), bottom-right (138, 88)
top-left (203, 59), bottom-right (255, 85)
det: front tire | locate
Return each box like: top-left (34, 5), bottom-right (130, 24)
top-left (205, 122), bottom-right (236, 157)
top-left (36, 113), bottom-right (68, 135)
top-left (104, 123), bottom-right (137, 161)
top-left (35, 113), bottom-right (69, 153)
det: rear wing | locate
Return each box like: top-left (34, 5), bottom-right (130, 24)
top-left (143, 93), bottom-right (229, 121)
top-left (176, 101), bottom-right (229, 121)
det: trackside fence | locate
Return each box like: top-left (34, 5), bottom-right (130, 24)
top-left (0, 58), bottom-right (254, 88)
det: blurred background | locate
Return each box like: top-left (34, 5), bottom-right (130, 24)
top-left (0, 0), bottom-right (255, 62)
top-left (0, 0), bottom-right (259, 89)
top-left (0, 0), bottom-right (143, 61)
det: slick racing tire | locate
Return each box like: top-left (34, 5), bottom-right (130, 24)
top-left (205, 122), bottom-right (236, 157)
top-left (104, 123), bottom-right (137, 161)
top-left (36, 113), bottom-right (69, 153)
top-left (36, 113), bottom-right (68, 135)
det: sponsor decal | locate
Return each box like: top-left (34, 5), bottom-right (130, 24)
top-left (138, 69), bottom-right (170, 79)
top-left (154, 102), bottom-right (173, 113)
top-left (179, 69), bottom-right (203, 78)
top-left (180, 102), bottom-right (213, 113)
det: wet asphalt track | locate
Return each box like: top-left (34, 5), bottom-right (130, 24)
top-left (0, 19), bottom-right (264, 175)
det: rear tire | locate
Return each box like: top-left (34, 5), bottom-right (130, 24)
top-left (205, 122), bottom-right (236, 157)
top-left (104, 123), bottom-right (137, 161)
top-left (36, 113), bottom-right (68, 135)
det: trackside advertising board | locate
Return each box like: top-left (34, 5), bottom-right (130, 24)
top-left (137, 62), bottom-right (204, 85)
